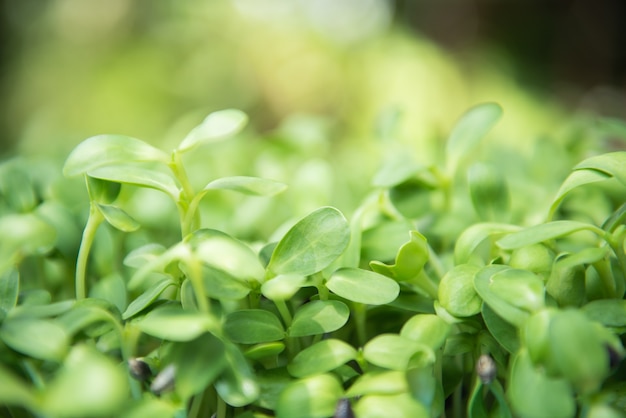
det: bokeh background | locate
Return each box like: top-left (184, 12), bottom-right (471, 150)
top-left (2, 0), bottom-right (625, 158)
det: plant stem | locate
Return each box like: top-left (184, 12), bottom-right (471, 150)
top-left (75, 202), bottom-right (104, 299)
top-left (353, 302), bottom-right (367, 347)
top-left (169, 150), bottom-right (199, 237)
top-left (274, 299), bottom-right (292, 327)
top-left (186, 255), bottom-right (210, 314)
top-left (217, 396), bottom-right (227, 418)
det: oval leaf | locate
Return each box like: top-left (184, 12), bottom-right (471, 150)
top-left (97, 203), bottom-right (141, 232)
top-left (549, 169), bottom-right (611, 219)
top-left (496, 220), bottom-right (600, 250)
top-left (42, 345), bottom-right (129, 417)
top-left (276, 373), bottom-right (343, 418)
top-left (122, 279), bottom-right (176, 320)
top-left (223, 310), bottom-right (285, 344)
top-left (473, 265), bottom-right (528, 327)
top-left (400, 314), bottom-right (451, 351)
top-left (363, 334), bottom-right (433, 370)
top-left (63, 135), bottom-right (169, 177)
top-left (370, 231), bottom-right (429, 281)
top-left (574, 151), bottom-right (626, 185)
top-left (0, 317), bottom-right (69, 361)
top-left (289, 300), bottom-right (350, 337)
top-left (261, 274), bottom-right (307, 301)
top-left (137, 305), bottom-right (217, 341)
top-left (326, 267), bottom-right (399, 305)
top-left (0, 268), bottom-right (19, 314)
top-left (203, 176), bottom-right (287, 196)
top-left (287, 339), bottom-right (357, 378)
top-left (88, 165), bottom-right (180, 200)
top-left (178, 109), bottom-right (248, 152)
top-left (267, 207), bottom-right (350, 276)
top-left (446, 102), bottom-right (503, 172)
top-left (438, 264), bottom-right (482, 317)
top-left (468, 162), bottom-right (510, 222)
top-left (354, 393), bottom-right (429, 418)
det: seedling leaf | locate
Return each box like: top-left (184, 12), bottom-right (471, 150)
top-left (203, 176), bottom-right (287, 196)
top-left (326, 267), bottom-right (400, 305)
top-left (178, 109), bottom-right (248, 152)
top-left (63, 134), bottom-right (169, 177)
top-left (289, 300), bottom-right (350, 337)
top-left (267, 207), bottom-right (350, 276)
top-left (287, 339), bottom-right (357, 378)
top-left (223, 310), bottom-right (285, 344)
top-left (496, 220), bottom-right (601, 250)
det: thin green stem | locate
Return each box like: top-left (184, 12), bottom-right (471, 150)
top-left (274, 299), bottom-right (293, 327)
top-left (217, 396), bottom-right (227, 418)
top-left (75, 203), bottom-right (104, 299)
top-left (186, 255), bottom-right (210, 314)
top-left (169, 150), bottom-right (200, 237)
top-left (353, 302), bottom-right (367, 347)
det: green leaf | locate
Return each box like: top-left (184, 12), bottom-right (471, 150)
top-left (549, 310), bottom-right (610, 394)
top-left (0, 364), bottom-right (38, 410)
top-left (508, 349), bottom-right (574, 418)
top-left (89, 273), bottom-right (127, 314)
top-left (202, 176), bottom-right (287, 196)
top-left (0, 213), bottom-right (57, 271)
top-left (88, 165), bottom-right (180, 200)
top-left (123, 243), bottom-right (167, 268)
top-left (473, 265), bottom-right (528, 327)
top-left (582, 299), bottom-right (626, 329)
top-left (371, 153), bottom-right (423, 188)
top-left (122, 279), bottom-right (176, 320)
top-left (223, 310), bottom-right (285, 344)
top-left (288, 300), bottom-right (350, 337)
top-left (42, 345), bottom-right (129, 417)
top-left (9, 300), bottom-right (75, 319)
top-left (0, 162), bottom-right (37, 212)
top-left (370, 231), bottom-right (429, 281)
top-left (468, 163), bottom-right (510, 222)
top-left (178, 109), bottom-right (248, 152)
top-left (363, 334), bottom-right (434, 370)
top-left (96, 203), bottom-right (141, 232)
top-left (55, 301), bottom-right (118, 337)
top-left (201, 265), bottom-right (251, 300)
top-left (497, 220), bottom-right (601, 250)
top-left (400, 314), bottom-right (451, 351)
top-left (137, 305), bottom-right (218, 341)
top-left (287, 339), bottom-right (357, 378)
top-left (63, 134), bottom-right (169, 177)
top-left (267, 207), bottom-right (350, 276)
top-left (346, 371), bottom-right (408, 397)
top-left (189, 229), bottom-right (265, 283)
top-left (482, 304), bottom-right (520, 353)
top-left (275, 373), bottom-right (343, 418)
top-left (488, 268), bottom-right (545, 312)
top-left (214, 344), bottom-right (260, 407)
top-left (0, 317), bottom-right (69, 361)
top-left (0, 268), bottom-right (19, 314)
top-left (127, 242), bottom-right (190, 290)
top-left (454, 223), bottom-right (521, 265)
top-left (169, 333), bottom-right (227, 400)
top-left (549, 169), bottom-right (611, 219)
top-left (86, 176), bottom-right (121, 204)
top-left (438, 264), bottom-right (482, 317)
top-left (354, 393), bottom-right (429, 418)
top-left (261, 274), bottom-right (307, 301)
top-left (326, 267), bottom-right (399, 305)
top-left (120, 399), bottom-right (178, 418)
top-left (574, 151), bottom-right (626, 186)
top-left (446, 102), bottom-right (503, 172)
top-left (244, 342), bottom-right (285, 361)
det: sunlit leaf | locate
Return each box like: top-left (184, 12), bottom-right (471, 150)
top-left (370, 231), bottom-right (429, 281)
top-left (0, 213), bottom-right (57, 271)
top-left (261, 273), bottom-right (307, 301)
top-left (400, 314), bottom-right (450, 351)
top-left (88, 165), bottom-right (180, 200)
top-left (363, 334), bottom-right (434, 370)
top-left (354, 393), bottom-right (429, 418)
top-left (202, 176), bottom-right (287, 196)
top-left (446, 102), bottom-right (503, 172)
top-left (326, 267), bottom-right (399, 305)
top-left (63, 135), bottom-right (169, 177)
top-left (97, 203), bottom-right (140, 232)
top-left (508, 349), bottom-right (574, 418)
top-left (0, 317), bottom-right (69, 361)
top-left (137, 305), bottom-right (218, 341)
top-left (289, 300), bottom-right (350, 337)
top-left (496, 220), bottom-right (600, 250)
top-left (549, 169), bottom-right (611, 219)
top-left (454, 223), bottom-right (520, 265)
top-left (346, 371), bottom-right (408, 397)
top-left (573, 151), bottom-right (626, 186)
top-left (214, 344), bottom-right (260, 407)
top-left (267, 207), bottom-right (350, 276)
top-left (42, 345), bottom-right (129, 417)
top-left (275, 373), bottom-right (343, 418)
top-left (178, 109), bottom-right (248, 152)
top-left (287, 339), bottom-right (357, 378)
top-left (438, 264), bottom-right (482, 317)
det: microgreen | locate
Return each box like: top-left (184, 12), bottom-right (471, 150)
top-left (3, 105), bottom-right (626, 418)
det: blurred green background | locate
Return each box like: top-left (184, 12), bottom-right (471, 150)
top-left (2, 0), bottom-right (624, 158)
